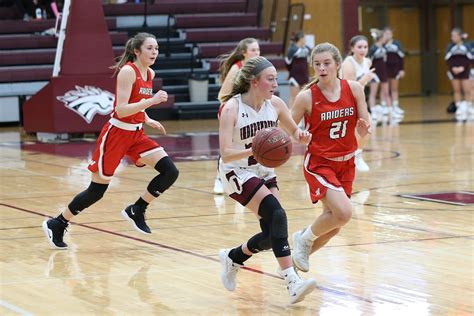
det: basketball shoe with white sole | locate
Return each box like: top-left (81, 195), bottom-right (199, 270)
top-left (219, 248), bottom-right (241, 291)
top-left (42, 218), bottom-right (68, 249)
top-left (122, 205), bottom-right (151, 234)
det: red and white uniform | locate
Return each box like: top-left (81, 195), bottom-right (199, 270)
top-left (88, 62), bottom-right (162, 180)
top-left (303, 79), bottom-right (358, 203)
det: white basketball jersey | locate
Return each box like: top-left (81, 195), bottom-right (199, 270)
top-left (347, 56), bottom-right (371, 81)
top-left (226, 94), bottom-right (278, 168)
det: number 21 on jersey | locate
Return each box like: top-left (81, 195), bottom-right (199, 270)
top-left (329, 120), bottom-right (348, 139)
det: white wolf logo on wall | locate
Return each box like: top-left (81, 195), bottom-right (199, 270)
top-left (57, 85), bottom-right (115, 123)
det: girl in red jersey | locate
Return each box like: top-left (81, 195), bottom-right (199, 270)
top-left (213, 38), bottom-right (260, 194)
top-left (290, 43), bottom-right (371, 273)
top-left (42, 33), bottom-right (179, 249)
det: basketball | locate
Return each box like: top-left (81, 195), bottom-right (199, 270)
top-left (252, 127), bottom-right (292, 168)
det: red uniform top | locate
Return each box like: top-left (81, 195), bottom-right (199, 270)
top-left (305, 79), bottom-right (358, 158)
top-left (112, 62), bottom-right (153, 124)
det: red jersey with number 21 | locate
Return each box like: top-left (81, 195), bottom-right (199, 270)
top-left (305, 79), bottom-right (358, 158)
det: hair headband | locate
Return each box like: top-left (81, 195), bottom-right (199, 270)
top-left (251, 59), bottom-right (274, 76)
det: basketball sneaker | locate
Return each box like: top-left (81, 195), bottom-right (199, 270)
top-left (392, 102), bottom-right (405, 115)
top-left (122, 205), bottom-right (151, 234)
top-left (370, 105), bottom-right (383, 125)
top-left (218, 248), bottom-right (241, 291)
top-left (455, 101), bottom-right (468, 122)
top-left (42, 218), bottom-right (68, 250)
top-left (292, 230), bottom-right (312, 272)
top-left (355, 149), bottom-right (370, 172)
top-left (213, 176), bottom-right (224, 194)
top-left (286, 273), bottom-right (317, 304)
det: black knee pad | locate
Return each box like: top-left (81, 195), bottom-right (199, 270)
top-left (147, 156), bottom-right (179, 197)
top-left (271, 237), bottom-right (291, 257)
top-left (247, 220), bottom-right (271, 253)
top-left (271, 208), bottom-right (288, 239)
top-left (68, 182), bottom-right (108, 215)
top-left (257, 195), bottom-right (288, 239)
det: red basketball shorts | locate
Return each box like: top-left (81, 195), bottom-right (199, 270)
top-left (88, 121), bottom-right (162, 180)
top-left (303, 152), bottom-right (355, 203)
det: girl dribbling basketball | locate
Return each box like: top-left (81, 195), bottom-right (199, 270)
top-left (217, 56), bottom-right (315, 304)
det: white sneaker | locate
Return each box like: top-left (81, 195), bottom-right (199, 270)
top-left (287, 275), bottom-right (317, 304)
top-left (355, 150), bottom-right (370, 172)
top-left (370, 105), bottom-right (384, 124)
top-left (455, 101), bottom-right (468, 121)
top-left (292, 231), bottom-right (312, 272)
top-left (218, 249), bottom-right (240, 291)
top-left (393, 104), bottom-right (404, 114)
top-left (467, 103), bottom-right (474, 121)
top-left (213, 177), bottom-right (224, 194)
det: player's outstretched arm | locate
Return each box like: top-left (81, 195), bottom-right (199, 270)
top-left (272, 95), bottom-right (311, 145)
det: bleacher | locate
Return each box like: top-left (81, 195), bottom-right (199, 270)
top-left (0, 0), bottom-right (285, 123)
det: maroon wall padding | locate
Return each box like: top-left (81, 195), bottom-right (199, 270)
top-left (342, 0), bottom-right (359, 53)
top-left (60, 1), bottom-right (114, 76)
top-left (23, 77), bottom-right (115, 133)
top-left (23, 0), bottom-right (118, 134)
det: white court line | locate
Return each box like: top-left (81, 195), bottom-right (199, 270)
top-left (0, 300), bottom-right (34, 316)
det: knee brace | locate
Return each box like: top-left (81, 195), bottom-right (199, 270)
top-left (257, 195), bottom-right (290, 257)
top-left (68, 182), bottom-right (108, 215)
top-left (258, 195), bottom-right (288, 239)
top-left (147, 156), bottom-right (179, 197)
top-left (247, 220), bottom-right (271, 253)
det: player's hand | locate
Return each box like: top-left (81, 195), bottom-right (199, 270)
top-left (356, 118), bottom-right (371, 137)
top-left (145, 118), bottom-right (166, 134)
top-left (151, 90), bottom-right (168, 105)
top-left (398, 70), bottom-right (405, 78)
top-left (295, 129), bottom-right (312, 145)
top-left (362, 68), bottom-right (376, 85)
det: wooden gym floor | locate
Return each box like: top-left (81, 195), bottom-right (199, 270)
top-left (0, 95), bottom-right (473, 315)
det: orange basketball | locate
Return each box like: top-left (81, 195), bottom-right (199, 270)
top-left (252, 127), bottom-right (292, 168)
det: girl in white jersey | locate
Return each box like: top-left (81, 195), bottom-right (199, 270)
top-left (218, 56), bottom-right (315, 304)
top-left (341, 35), bottom-right (375, 172)
top-left (213, 38), bottom-right (261, 194)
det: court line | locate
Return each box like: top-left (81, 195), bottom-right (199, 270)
top-left (0, 202), bottom-right (383, 305)
top-left (0, 300), bottom-right (34, 316)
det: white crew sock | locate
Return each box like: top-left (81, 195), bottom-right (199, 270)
top-left (281, 267), bottom-right (298, 283)
top-left (301, 225), bottom-right (317, 242)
